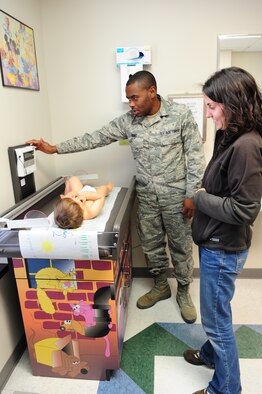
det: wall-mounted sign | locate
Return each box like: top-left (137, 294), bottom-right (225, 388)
top-left (168, 94), bottom-right (206, 141)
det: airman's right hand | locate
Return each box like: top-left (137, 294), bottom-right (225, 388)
top-left (25, 138), bottom-right (58, 154)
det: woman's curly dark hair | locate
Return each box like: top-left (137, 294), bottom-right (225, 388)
top-left (203, 67), bottom-right (262, 137)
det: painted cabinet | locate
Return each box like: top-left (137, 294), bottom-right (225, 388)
top-left (11, 229), bottom-right (132, 381)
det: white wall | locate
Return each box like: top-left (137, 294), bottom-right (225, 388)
top-left (232, 52), bottom-right (262, 87)
top-left (1, 0), bottom-right (262, 377)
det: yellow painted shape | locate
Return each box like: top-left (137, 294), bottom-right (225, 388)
top-left (34, 338), bottom-right (60, 366)
top-left (81, 269), bottom-right (114, 281)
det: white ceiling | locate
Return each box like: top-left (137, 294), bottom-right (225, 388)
top-left (219, 34), bottom-right (262, 52)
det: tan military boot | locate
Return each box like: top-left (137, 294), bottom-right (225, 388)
top-left (136, 277), bottom-right (171, 309)
top-left (176, 283), bottom-right (197, 324)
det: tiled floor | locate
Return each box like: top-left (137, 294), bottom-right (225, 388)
top-left (2, 277), bottom-right (262, 394)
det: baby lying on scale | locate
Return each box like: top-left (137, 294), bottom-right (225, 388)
top-left (54, 175), bottom-right (114, 229)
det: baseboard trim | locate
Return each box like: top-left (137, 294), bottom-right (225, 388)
top-left (132, 267), bottom-right (262, 279)
top-left (0, 335), bottom-right (26, 392)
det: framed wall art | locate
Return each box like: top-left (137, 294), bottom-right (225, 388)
top-left (0, 9), bottom-right (39, 90)
top-left (168, 94), bottom-right (206, 141)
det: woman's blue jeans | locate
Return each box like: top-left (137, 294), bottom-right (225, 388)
top-left (199, 247), bottom-right (248, 394)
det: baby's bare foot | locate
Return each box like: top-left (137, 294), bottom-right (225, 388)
top-left (107, 182), bottom-right (114, 192)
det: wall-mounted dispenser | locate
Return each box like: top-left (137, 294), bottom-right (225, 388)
top-left (8, 144), bottom-right (36, 203)
top-left (116, 46), bottom-right (151, 102)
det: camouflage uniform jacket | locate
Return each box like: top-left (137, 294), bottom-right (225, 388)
top-left (57, 96), bottom-right (205, 198)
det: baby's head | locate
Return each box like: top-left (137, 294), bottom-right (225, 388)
top-left (54, 198), bottom-right (83, 229)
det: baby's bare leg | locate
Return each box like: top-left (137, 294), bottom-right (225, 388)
top-left (64, 176), bottom-right (83, 195)
top-left (96, 182), bottom-right (114, 197)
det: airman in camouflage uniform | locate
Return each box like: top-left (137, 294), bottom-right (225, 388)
top-left (27, 71), bottom-right (205, 324)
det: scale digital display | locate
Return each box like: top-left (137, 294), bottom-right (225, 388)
top-left (15, 146), bottom-right (36, 177)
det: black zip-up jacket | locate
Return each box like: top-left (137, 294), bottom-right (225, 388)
top-left (192, 129), bottom-right (262, 251)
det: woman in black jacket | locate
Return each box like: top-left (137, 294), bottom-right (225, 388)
top-left (184, 67), bottom-right (262, 394)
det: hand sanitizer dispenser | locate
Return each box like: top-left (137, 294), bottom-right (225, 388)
top-left (116, 46), bottom-right (151, 102)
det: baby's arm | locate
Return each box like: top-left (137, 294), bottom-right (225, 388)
top-left (83, 197), bottom-right (106, 219)
top-left (77, 191), bottom-right (102, 203)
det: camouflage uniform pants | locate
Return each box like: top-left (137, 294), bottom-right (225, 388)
top-left (136, 186), bottom-right (194, 285)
